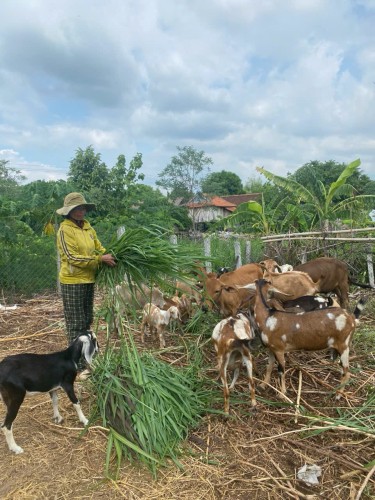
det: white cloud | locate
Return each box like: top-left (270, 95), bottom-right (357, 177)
top-left (0, 0), bottom-right (374, 186)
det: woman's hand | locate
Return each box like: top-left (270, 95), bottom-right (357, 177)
top-left (101, 254), bottom-right (116, 267)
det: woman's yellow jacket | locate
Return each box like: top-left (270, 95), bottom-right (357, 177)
top-left (57, 219), bottom-right (105, 284)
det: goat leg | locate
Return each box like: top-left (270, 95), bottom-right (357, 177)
top-left (49, 390), bottom-right (63, 424)
top-left (61, 382), bottom-right (88, 426)
top-left (1, 388), bottom-right (25, 454)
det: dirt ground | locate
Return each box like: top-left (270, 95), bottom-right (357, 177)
top-left (0, 293), bottom-right (374, 499)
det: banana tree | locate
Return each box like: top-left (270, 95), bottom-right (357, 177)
top-left (257, 159), bottom-right (375, 231)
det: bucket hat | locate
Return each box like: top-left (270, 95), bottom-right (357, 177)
top-left (56, 192), bottom-right (96, 216)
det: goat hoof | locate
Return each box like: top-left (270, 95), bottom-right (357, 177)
top-left (11, 445), bottom-right (24, 454)
top-left (53, 416), bottom-right (64, 424)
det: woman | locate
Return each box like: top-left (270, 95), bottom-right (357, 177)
top-left (56, 192), bottom-right (116, 354)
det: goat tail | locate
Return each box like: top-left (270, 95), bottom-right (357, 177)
top-left (353, 297), bottom-right (368, 321)
top-left (231, 338), bottom-right (252, 349)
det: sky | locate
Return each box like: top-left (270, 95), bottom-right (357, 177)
top-left (1, 0), bottom-right (375, 188)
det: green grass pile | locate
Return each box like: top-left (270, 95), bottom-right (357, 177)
top-left (90, 335), bottom-right (211, 477)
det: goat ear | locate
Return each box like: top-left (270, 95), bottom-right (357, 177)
top-left (224, 285), bottom-right (237, 293)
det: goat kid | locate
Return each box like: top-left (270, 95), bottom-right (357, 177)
top-left (212, 313), bottom-right (256, 414)
top-left (140, 304), bottom-right (180, 348)
top-left (251, 279), bottom-right (364, 399)
top-left (0, 332), bottom-right (98, 454)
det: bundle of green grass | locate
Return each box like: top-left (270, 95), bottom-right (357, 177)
top-left (92, 226), bottom-right (211, 475)
top-left (96, 225), bottom-right (204, 289)
top-left (90, 337), bottom-right (211, 476)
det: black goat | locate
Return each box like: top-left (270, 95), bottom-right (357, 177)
top-left (0, 332), bottom-right (98, 454)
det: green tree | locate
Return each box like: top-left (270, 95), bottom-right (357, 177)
top-left (243, 175), bottom-right (265, 194)
top-left (108, 153), bottom-right (145, 213)
top-left (290, 160), bottom-right (372, 197)
top-left (0, 160), bottom-right (31, 244)
top-left (201, 170), bottom-right (243, 195)
top-left (68, 145), bottom-right (110, 195)
top-left (257, 158), bottom-right (375, 230)
top-left (0, 160), bottom-right (25, 197)
top-left (156, 146), bottom-right (213, 199)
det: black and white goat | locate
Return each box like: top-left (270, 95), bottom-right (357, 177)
top-left (0, 332), bottom-right (98, 454)
top-left (268, 294), bottom-right (340, 312)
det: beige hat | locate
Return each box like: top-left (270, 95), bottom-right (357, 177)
top-left (56, 192), bottom-right (96, 216)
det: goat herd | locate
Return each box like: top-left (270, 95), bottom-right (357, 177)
top-left (114, 256), bottom-right (367, 415)
top-left (0, 256), bottom-right (369, 454)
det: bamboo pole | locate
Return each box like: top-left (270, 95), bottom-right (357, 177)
top-left (262, 237), bottom-right (375, 243)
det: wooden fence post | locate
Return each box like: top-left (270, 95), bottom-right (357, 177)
top-left (234, 239), bottom-right (242, 268)
top-left (204, 236), bottom-right (212, 273)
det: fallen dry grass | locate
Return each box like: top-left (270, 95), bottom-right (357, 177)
top-left (0, 293), bottom-right (374, 499)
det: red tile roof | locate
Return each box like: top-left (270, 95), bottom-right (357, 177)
top-left (185, 193), bottom-right (261, 209)
top-left (186, 195), bottom-right (236, 209)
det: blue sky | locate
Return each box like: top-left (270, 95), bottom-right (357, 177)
top-left (1, 0), bottom-right (375, 187)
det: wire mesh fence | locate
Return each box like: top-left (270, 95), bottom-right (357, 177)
top-left (1, 221), bottom-right (374, 304)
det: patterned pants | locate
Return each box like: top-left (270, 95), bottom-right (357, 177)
top-left (60, 283), bottom-right (95, 344)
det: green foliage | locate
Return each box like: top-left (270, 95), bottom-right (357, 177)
top-left (291, 159), bottom-right (373, 195)
top-left (0, 236), bottom-right (57, 296)
top-left (257, 158), bottom-right (375, 230)
top-left (243, 175), bottom-right (265, 194)
top-left (68, 145), bottom-right (110, 195)
top-left (156, 145), bottom-right (213, 199)
top-left (201, 170), bottom-right (244, 196)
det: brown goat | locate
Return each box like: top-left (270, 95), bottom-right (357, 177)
top-left (260, 269), bottom-right (320, 301)
top-left (252, 279), bottom-right (364, 399)
top-left (212, 314), bottom-right (256, 414)
top-left (203, 263), bottom-right (263, 316)
top-left (295, 257), bottom-right (350, 308)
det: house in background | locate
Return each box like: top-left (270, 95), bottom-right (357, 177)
top-left (175, 193), bottom-right (261, 230)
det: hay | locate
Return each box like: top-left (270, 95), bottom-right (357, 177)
top-left (0, 293), bottom-right (374, 499)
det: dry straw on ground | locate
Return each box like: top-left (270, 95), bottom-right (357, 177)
top-left (0, 293), bottom-right (374, 499)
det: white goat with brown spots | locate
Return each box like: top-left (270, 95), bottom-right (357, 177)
top-left (211, 314), bottom-right (256, 414)
top-left (250, 279), bottom-right (365, 399)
